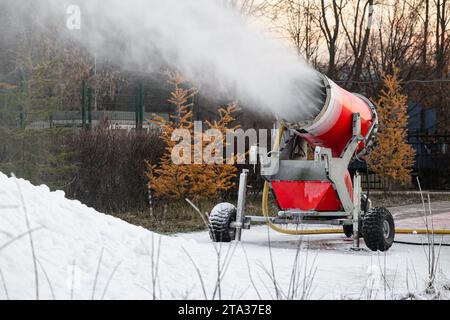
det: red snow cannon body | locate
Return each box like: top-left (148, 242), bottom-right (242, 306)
top-left (209, 73), bottom-right (395, 253)
top-left (270, 75), bottom-right (378, 212)
top-left (271, 173), bottom-right (353, 211)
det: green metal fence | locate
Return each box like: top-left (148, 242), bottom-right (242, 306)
top-left (2, 81), bottom-right (177, 130)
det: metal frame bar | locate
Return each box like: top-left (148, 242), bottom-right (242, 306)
top-left (235, 169), bottom-right (249, 241)
top-left (352, 171), bottom-right (361, 248)
top-left (278, 210), bottom-right (350, 217)
top-left (237, 215), bottom-right (352, 226)
top-left (314, 113), bottom-right (363, 212)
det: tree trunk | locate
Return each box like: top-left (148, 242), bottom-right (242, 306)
top-left (351, 0), bottom-right (374, 90)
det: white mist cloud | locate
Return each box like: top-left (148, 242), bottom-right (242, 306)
top-left (14, 0), bottom-right (326, 122)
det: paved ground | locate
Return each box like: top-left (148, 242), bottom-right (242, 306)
top-left (177, 201), bottom-right (450, 298)
top-left (390, 201), bottom-right (450, 230)
top-left (179, 200), bottom-right (450, 298)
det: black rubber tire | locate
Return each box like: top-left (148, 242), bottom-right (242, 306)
top-left (208, 202), bottom-right (237, 242)
top-left (362, 207), bottom-right (395, 252)
top-left (343, 225), bottom-right (353, 238)
top-left (342, 220), bottom-right (363, 238)
top-left (344, 195), bottom-right (370, 238)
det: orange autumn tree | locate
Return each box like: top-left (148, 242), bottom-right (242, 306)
top-left (145, 72), bottom-right (239, 201)
top-left (367, 68), bottom-right (415, 190)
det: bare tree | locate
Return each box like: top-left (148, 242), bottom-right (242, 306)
top-left (318, 0), bottom-right (343, 77)
top-left (269, 0), bottom-right (320, 63)
top-left (434, 0), bottom-right (450, 77)
top-left (339, 0), bottom-right (374, 88)
top-left (367, 1), bottom-right (423, 78)
top-left (423, 0), bottom-right (430, 65)
top-left (224, 0), bottom-right (272, 17)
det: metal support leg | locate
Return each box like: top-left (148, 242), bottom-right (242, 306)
top-left (235, 169), bottom-right (249, 241)
top-left (352, 171), bottom-right (361, 249)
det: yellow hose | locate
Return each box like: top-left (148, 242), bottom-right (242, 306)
top-left (257, 225), bottom-right (450, 235)
top-left (261, 122), bottom-right (450, 236)
top-left (396, 228), bottom-right (450, 235)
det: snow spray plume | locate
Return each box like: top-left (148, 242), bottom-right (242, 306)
top-left (6, 0), bottom-right (325, 122)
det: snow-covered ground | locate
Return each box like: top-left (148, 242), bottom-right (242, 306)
top-left (0, 172), bottom-right (449, 300)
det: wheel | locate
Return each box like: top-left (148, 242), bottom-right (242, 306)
top-left (362, 207), bottom-right (395, 252)
top-left (208, 202), bottom-right (236, 242)
top-left (361, 195), bottom-right (370, 213)
top-left (343, 195), bottom-right (371, 238)
top-left (342, 220), bottom-right (363, 238)
top-left (343, 225), bottom-right (353, 238)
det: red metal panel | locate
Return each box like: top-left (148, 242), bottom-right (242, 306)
top-left (299, 83), bottom-right (373, 157)
top-left (271, 172), bottom-right (353, 211)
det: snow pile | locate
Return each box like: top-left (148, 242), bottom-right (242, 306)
top-left (0, 172), bottom-right (449, 300)
top-left (0, 172), bottom-right (199, 299)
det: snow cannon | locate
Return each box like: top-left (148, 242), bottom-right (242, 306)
top-left (208, 73), bottom-right (396, 252)
top-left (285, 74), bottom-right (378, 158)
